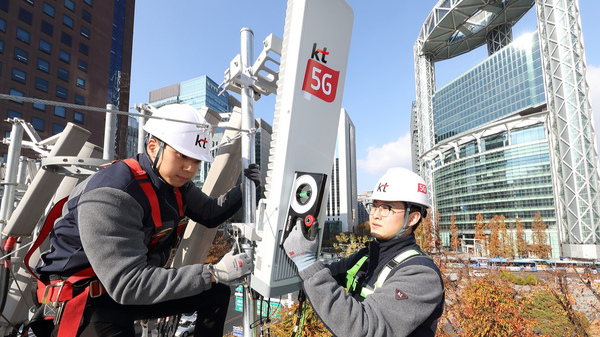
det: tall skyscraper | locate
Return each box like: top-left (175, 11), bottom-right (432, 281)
top-left (325, 109), bottom-right (358, 233)
top-left (413, 0), bottom-right (600, 259)
top-left (0, 0), bottom-right (135, 160)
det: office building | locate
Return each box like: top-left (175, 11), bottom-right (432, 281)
top-left (0, 0), bottom-right (134, 160)
top-left (125, 115), bottom-right (138, 158)
top-left (357, 191), bottom-right (372, 227)
top-left (413, 0), bottom-right (600, 259)
top-left (325, 109), bottom-right (358, 233)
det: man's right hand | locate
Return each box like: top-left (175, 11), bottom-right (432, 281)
top-left (211, 251), bottom-right (252, 283)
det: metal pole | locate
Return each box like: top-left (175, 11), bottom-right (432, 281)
top-left (103, 104), bottom-right (118, 160)
top-left (0, 120), bottom-right (24, 229)
top-left (240, 27), bottom-right (257, 337)
top-left (137, 109), bottom-right (148, 155)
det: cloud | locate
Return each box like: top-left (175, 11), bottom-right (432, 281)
top-left (356, 132), bottom-right (412, 189)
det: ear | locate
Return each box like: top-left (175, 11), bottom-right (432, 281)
top-left (407, 211), bottom-right (422, 228)
top-left (146, 138), bottom-right (158, 161)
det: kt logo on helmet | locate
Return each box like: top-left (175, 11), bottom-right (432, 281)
top-left (418, 183), bottom-right (427, 194)
top-left (377, 182), bottom-right (389, 193)
top-left (302, 43), bottom-right (340, 103)
top-left (195, 135), bottom-right (208, 149)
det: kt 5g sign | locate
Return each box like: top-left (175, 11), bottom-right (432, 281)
top-left (302, 43), bottom-right (340, 103)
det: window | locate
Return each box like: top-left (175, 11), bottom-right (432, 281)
top-left (0, 18), bottom-right (5, 32)
top-left (73, 111), bottom-right (84, 124)
top-left (75, 94), bottom-right (84, 105)
top-left (8, 110), bottom-right (23, 119)
top-left (54, 106), bottom-right (66, 118)
top-left (9, 89), bottom-right (24, 104)
top-left (16, 28), bottom-right (31, 43)
top-left (80, 26), bottom-right (90, 39)
top-left (58, 67), bottom-right (69, 82)
top-left (31, 117), bottom-right (45, 131)
top-left (35, 77), bottom-right (48, 92)
top-left (62, 15), bottom-right (74, 29)
top-left (82, 9), bottom-right (91, 23)
top-left (41, 20), bottom-right (53, 36)
top-left (0, 0), bottom-right (8, 12)
top-left (37, 58), bottom-right (50, 73)
top-left (33, 99), bottom-right (46, 111)
top-left (77, 59), bottom-right (88, 72)
top-left (12, 68), bottom-right (26, 84)
top-left (39, 39), bottom-right (52, 54)
top-left (83, 0), bottom-right (92, 7)
top-left (56, 85), bottom-right (68, 99)
top-left (61, 32), bottom-right (72, 46)
top-left (53, 123), bottom-right (65, 134)
top-left (43, 3), bottom-right (55, 17)
top-left (14, 47), bottom-right (28, 64)
top-left (76, 77), bottom-right (86, 88)
top-left (0, 40), bottom-right (3, 53)
top-left (59, 49), bottom-right (70, 63)
top-left (79, 42), bottom-right (89, 55)
top-left (18, 7), bottom-right (33, 25)
top-left (64, 0), bottom-right (75, 12)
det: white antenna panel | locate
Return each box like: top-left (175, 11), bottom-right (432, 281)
top-left (251, 0), bottom-right (354, 298)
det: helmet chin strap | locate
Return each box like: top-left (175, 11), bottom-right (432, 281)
top-left (144, 137), bottom-right (169, 185)
top-left (392, 203), bottom-right (412, 240)
top-left (152, 140), bottom-right (165, 172)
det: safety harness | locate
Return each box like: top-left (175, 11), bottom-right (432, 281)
top-left (21, 158), bottom-right (185, 337)
top-left (346, 249), bottom-right (423, 298)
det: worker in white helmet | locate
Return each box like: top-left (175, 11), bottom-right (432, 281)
top-left (35, 104), bottom-right (260, 337)
top-left (283, 167), bottom-right (444, 337)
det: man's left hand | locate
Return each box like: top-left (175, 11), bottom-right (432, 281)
top-left (244, 164), bottom-right (261, 188)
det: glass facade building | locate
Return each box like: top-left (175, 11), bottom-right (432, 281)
top-left (414, 0), bottom-right (600, 259)
top-left (432, 32), bottom-right (555, 233)
top-left (433, 33), bottom-right (545, 143)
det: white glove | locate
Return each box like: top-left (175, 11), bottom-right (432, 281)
top-left (211, 251), bottom-right (252, 283)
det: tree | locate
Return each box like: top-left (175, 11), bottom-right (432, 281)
top-left (500, 217), bottom-right (515, 259)
top-left (474, 214), bottom-right (486, 257)
top-left (354, 221), bottom-right (370, 237)
top-left (433, 210), bottom-right (442, 253)
top-left (450, 212), bottom-right (460, 252)
top-left (205, 231), bottom-right (232, 264)
top-left (451, 274), bottom-right (539, 336)
top-left (530, 211), bottom-right (551, 259)
top-left (333, 232), bottom-right (370, 258)
top-left (418, 210), bottom-right (435, 253)
top-left (487, 216), bottom-right (500, 257)
top-left (515, 217), bottom-right (528, 258)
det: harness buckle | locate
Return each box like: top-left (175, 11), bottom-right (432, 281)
top-left (88, 280), bottom-right (104, 298)
top-left (41, 281), bottom-right (66, 307)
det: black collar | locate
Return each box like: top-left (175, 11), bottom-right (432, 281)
top-left (137, 153), bottom-right (176, 195)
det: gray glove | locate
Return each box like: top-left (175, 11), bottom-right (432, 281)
top-left (211, 251), bottom-right (252, 283)
top-left (244, 163), bottom-right (262, 187)
top-left (283, 219), bottom-right (319, 272)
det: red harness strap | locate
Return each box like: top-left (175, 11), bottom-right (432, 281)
top-left (22, 159), bottom-right (185, 337)
top-left (122, 158), bottom-right (184, 249)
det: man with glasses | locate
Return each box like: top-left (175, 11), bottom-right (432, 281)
top-left (283, 167), bottom-right (444, 336)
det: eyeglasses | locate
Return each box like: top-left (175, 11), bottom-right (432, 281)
top-left (365, 203), bottom-right (404, 218)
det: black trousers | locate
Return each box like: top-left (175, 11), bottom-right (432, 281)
top-left (51, 283), bottom-right (231, 337)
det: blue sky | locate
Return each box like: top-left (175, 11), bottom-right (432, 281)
top-left (128, 1), bottom-right (600, 193)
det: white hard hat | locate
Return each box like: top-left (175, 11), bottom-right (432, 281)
top-left (143, 104), bottom-right (214, 162)
top-left (371, 167), bottom-right (430, 208)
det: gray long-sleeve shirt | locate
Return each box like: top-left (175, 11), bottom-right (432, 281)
top-left (299, 236), bottom-right (444, 336)
top-left (38, 154), bottom-right (242, 305)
